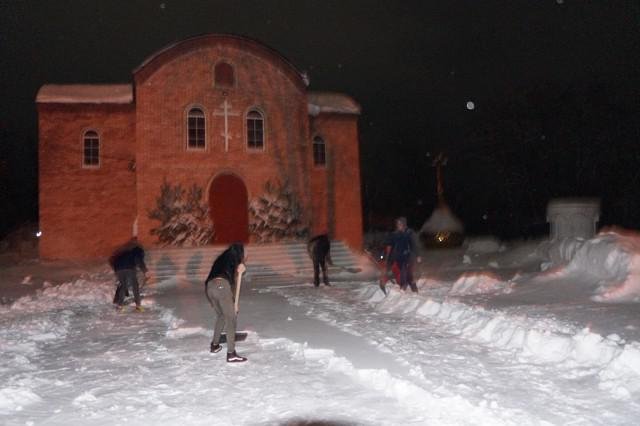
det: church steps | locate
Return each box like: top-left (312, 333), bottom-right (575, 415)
top-left (145, 241), bottom-right (367, 283)
top-left (147, 249), bottom-right (356, 262)
top-left (147, 260), bottom-right (358, 273)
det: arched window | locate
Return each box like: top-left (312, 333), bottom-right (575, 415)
top-left (313, 135), bottom-right (326, 166)
top-left (83, 130), bottom-right (100, 167)
top-left (246, 110), bottom-right (264, 150)
top-left (215, 62), bottom-right (234, 88)
top-left (187, 107), bottom-right (206, 149)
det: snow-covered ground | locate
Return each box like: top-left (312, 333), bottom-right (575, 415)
top-left (2, 230), bottom-right (640, 425)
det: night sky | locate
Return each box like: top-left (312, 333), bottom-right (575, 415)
top-left (2, 1), bottom-right (639, 238)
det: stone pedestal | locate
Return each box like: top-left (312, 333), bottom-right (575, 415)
top-left (546, 198), bottom-right (600, 240)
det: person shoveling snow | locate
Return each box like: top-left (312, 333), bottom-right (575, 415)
top-left (109, 237), bottom-right (148, 313)
top-left (204, 243), bottom-right (248, 363)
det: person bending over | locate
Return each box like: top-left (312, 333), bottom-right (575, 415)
top-left (205, 243), bottom-right (247, 363)
top-left (110, 237), bottom-right (148, 312)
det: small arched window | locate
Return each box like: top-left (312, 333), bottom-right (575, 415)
top-left (83, 130), bottom-right (100, 167)
top-left (313, 136), bottom-right (326, 166)
top-left (187, 107), bottom-right (206, 149)
top-left (246, 110), bottom-right (264, 150)
top-left (215, 62), bottom-right (235, 88)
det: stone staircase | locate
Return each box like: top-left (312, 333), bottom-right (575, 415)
top-left (145, 241), bottom-right (371, 285)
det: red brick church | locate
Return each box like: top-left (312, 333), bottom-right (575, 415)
top-left (36, 34), bottom-right (363, 259)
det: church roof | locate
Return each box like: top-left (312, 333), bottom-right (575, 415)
top-left (308, 92), bottom-right (361, 115)
top-left (36, 84), bottom-right (133, 104)
top-left (133, 34), bottom-right (307, 90)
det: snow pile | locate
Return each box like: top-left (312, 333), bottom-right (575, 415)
top-left (461, 239), bottom-right (542, 270)
top-left (448, 272), bottom-right (512, 296)
top-left (599, 341), bottom-right (640, 398)
top-left (159, 308), bottom-right (210, 338)
top-left (6, 276), bottom-right (114, 313)
top-left (357, 285), bottom-right (640, 399)
top-left (465, 236), bottom-right (502, 253)
top-left (538, 230), bottom-right (640, 302)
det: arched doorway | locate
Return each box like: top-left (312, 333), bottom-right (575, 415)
top-left (209, 173), bottom-right (249, 243)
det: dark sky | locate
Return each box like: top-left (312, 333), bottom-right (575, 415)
top-left (1, 1), bottom-right (639, 236)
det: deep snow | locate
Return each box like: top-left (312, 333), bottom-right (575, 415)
top-left (2, 230), bottom-right (640, 425)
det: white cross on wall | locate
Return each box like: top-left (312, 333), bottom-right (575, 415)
top-left (213, 99), bottom-right (240, 152)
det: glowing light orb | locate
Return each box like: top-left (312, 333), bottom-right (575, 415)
top-left (466, 101), bottom-right (475, 110)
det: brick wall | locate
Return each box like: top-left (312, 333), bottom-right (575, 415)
top-left (38, 103), bottom-right (136, 259)
top-left (309, 113), bottom-right (363, 249)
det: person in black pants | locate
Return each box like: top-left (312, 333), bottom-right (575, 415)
top-left (205, 243), bottom-right (247, 363)
top-left (110, 237), bottom-right (148, 312)
top-left (307, 234), bottom-right (332, 287)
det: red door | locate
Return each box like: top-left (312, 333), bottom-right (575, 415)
top-left (209, 174), bottom-right (249, 243)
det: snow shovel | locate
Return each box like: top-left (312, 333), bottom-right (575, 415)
top-left (364, 250), bottom-right (389, 295)
top-left (220, 263), bottom-right (249, 343)
top-left (219, 331), bottom-right (248, 343)
top-left (334, 264), bottom-right (362, 274)
top-left (326, 253), bottom-right (361, 274)
top-left (234, 263), bottom-right (245, 314)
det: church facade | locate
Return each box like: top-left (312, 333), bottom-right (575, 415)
top-left (36, 34), bottom-right (363, 259)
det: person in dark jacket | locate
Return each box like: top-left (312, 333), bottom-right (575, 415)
top-left (307, 234), bottom-right (332, 287)
top-left (110, 237), bottom-right (148, 312)
top-left (384, 217), bottom-right (421, 293)
top-left (205, 242), bottom-right (247, 363)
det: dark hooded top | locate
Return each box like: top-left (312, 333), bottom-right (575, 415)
top-left (384, 228), bottom-right (418, 264)
top-left (205, 243), bottom-right (245, 295)
top-left (307, 234), bottom-right (331, 261)
top-left (109, 240), bottom-right (148, 273)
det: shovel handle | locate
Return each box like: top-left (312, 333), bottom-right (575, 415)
top-left (234, 263), bottom-right (246, 314)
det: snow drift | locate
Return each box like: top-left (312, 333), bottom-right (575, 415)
top-left (357, 284), bottom-right (640, 399)
top-left (538, 229), bottom-right (640, 302)
top-left (449, 272), bottom-right (511, 296)
top-left (5, 275), bottom-right (114, 314)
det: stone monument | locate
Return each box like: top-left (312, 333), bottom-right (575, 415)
top-left (546, 198), bottom-right (600, 240)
